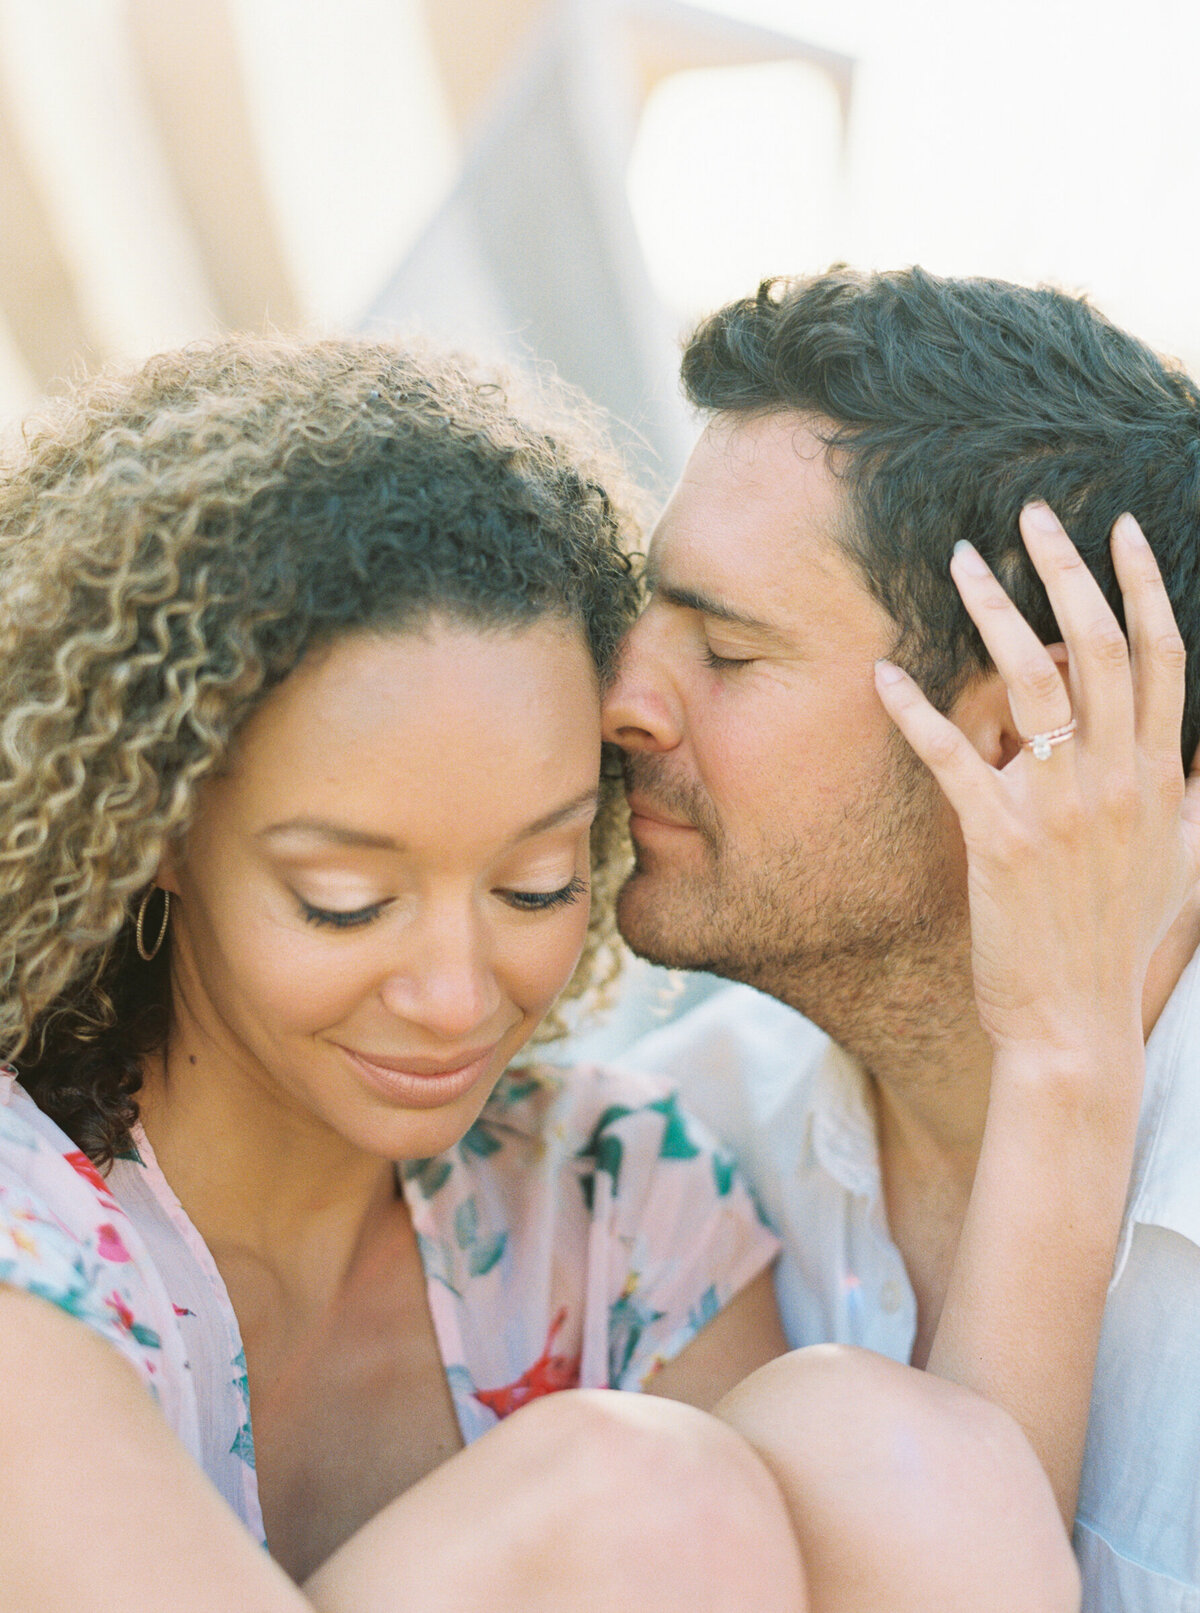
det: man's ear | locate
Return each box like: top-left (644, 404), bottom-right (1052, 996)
top-left (946, 645), bottom-right (1070, 770)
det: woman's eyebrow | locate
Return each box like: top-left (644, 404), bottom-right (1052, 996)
top-left (259, 820), bottom-right (400, 851)
top-left (515, 787), bottom-right (600, 841)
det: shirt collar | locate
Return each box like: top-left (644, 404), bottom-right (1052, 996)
top-left (807, 1039), bottom-right (882, 1201)
top-left (797, 948), bottom-right (1200, 1274)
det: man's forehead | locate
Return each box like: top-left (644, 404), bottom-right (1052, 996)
top-left (648, 412), bottom-right (856, 605)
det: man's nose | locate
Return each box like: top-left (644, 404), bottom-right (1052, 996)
top-left (601, 619), bottom-right (683, 754)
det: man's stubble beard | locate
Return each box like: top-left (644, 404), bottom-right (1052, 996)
top-left (616, 740), bottom-right (975, 1066)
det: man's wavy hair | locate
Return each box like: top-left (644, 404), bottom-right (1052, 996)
top-left (682, 265), bottom-right (1200, 760)
top-left (0, 336), bottom-right (642, 1164)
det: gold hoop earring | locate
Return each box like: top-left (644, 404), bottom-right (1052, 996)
top-left (135, 887), bottom-right (171, 962)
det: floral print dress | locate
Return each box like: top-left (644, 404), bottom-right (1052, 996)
top-left (0, 1062), bottom-right (778, 1544)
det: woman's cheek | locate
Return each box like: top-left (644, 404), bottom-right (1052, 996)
top-left (513, 910), bottom-right (591, 1015)
top-left (240, 927), bottom-right (369, 1030)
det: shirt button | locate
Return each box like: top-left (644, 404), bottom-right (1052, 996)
top-left (880, 1280), bottom-right (904, 1314)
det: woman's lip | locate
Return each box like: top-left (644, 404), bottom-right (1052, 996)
top-left (339, 1045), bottom-right (495, 1077)
top-left (336, 1044), bottom-right (500, 1109)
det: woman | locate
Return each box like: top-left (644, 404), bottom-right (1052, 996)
top-left (0, 334), bottom-right (1178, 1611)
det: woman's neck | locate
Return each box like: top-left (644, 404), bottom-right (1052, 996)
top-left (136, 1039), bottom-right (399, 1313)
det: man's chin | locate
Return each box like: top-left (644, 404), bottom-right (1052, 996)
top-left (615, 870), bottom-right (712, 973)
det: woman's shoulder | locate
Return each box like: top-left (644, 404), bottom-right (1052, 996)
top-left (0, 1066), bottom-right (121, 1226)
top-left (405, 1059), bottom-right (752, 1222)
top-left (0, 1070), bottom-right (187, 1402)
top-left (488, 1058), bottom-right (716, 1137)
top-left (421, 1060), bottom-right (732, 1178)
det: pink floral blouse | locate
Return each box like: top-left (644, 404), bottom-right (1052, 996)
top-left (0, 1063), bottom-right (778, 1545)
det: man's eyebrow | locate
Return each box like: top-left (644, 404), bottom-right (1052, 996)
top-left (654, 579), bottom-right (777, 635)
top-left (643, 545), bottom-right (777, 633)
top-left (259, 788), bottom-right (600, 852)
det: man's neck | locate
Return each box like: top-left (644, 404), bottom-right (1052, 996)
top-left (1141, 888), bottom-right (1200, 1040)
top-left (770, 923), bottom-right (992, 1154)
top-left (788, 890), bottom-right (1200, 1361)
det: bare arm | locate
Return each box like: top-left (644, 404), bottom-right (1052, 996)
top-left (0, 1285), bottom-right (312, 1613)
top-left (876, 505), bottom-right (1200, 1521)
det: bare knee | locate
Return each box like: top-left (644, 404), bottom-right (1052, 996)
top-left (495, 1390), bottom-right (807, 1611)
top-left (718, 1347), bottom-right (1080, 1613)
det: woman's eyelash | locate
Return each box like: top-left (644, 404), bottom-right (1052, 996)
top-left (299, 879), bottom-right (587, 927)
top-left (299, 899), bottom-right (389, 930)
top-left (504, 876), bottom-right (589, 912)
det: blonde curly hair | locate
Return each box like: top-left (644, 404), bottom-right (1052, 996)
top-left (0, 335), bottom-right (642, 1163)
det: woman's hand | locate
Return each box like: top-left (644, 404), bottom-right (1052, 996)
top-left (874, 500), bottom-right (1200, 1071)
top-left (872, 500), bottom-right (1200, 1526)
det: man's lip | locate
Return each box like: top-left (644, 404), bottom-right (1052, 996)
top-left (625, 795), bottom-right (695, 830)
top-left (336, 1044), bottom-right (497, 1077)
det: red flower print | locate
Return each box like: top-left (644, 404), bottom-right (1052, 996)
top-left (64, 1150), bottom-right (120, 1212)
top-left (64, 1150), bottom-right (109, 1194)
top-left (106, 1292), bottom-right (135, 1332)
top-left (473, 1307), bottom-right (582, 1419)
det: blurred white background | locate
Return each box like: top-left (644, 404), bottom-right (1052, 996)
top-left (1, 0), bottom-right (1189, 1052)
top-left (1, 0), bottom-right (1193, 440)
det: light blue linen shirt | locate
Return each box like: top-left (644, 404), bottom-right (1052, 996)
top-left (623, 951), bottom-right (1200, 1613)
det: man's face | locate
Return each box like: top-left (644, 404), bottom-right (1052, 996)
top-left (602, 412), bottom-right (968, 1022)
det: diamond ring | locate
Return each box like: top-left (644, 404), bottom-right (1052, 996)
top-left (1021, 719), bottom-right (1077, 761)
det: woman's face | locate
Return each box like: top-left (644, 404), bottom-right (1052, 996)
top-left (159, 616), bottom-right (602, 1160)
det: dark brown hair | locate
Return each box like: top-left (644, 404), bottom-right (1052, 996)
top-left (683, 266), bottom-right (1200, 752)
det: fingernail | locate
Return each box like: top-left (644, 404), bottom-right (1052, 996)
top-left (1115, 512), bottom-right (1147, 547)
top-left (952, 539), bottom-right (989, 575)
top-left (1022, 500), bottom-right (1061, 533)
top-left (874, 659), bottom-right (906, 685)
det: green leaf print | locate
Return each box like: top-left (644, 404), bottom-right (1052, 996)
top-left (403, 1157), bottom-right (453, 1200)
top-left (576, 1104), bottom-right (635, 1210)
top-left (712, 1152), bottom-right (736, 1197)
top-left (468, 1232), bottom-right (508, 1277)
top-left (608, 1289), bottom-right (666, 1383)
top-left (649, 1093), bottom-right (701, 1161)
top-left (230, 1423), bottom-right (257, 1468)
top-left (417, 1231), bottom-right (461, 1297)
top-left (454, 1196), bottom-right (479, 1250)
top-left (495, 1076), bottom-right (541, 1106)
top-left (459, 1122), bottom-right (502, 1160)
top-left (129, 1321), bottom-right (162, 1349)
top-left (688, 1285), bottom-right (720, 1333)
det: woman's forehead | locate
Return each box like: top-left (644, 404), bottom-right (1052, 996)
top-left (206, 621), bottom-right (602, 845)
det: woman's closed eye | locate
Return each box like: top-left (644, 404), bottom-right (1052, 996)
top-left (299, 897), bottom-right (392, 930)
top-left (501, 875), bottom-right (589, 913)
top-left (297, 877), bottom-right (588, 928)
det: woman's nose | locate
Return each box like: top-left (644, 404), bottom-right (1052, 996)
top-left (379, 913), bottom-right (504, 1042)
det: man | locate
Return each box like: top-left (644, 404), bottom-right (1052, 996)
top-left (603, 266), bottom-right (1200, 1608)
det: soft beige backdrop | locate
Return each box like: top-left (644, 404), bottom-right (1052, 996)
top-left (1, 0), bottom-right (1195, 439)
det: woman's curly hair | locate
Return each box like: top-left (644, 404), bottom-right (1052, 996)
top-left (0, 335), bottom-right (643, 1164)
